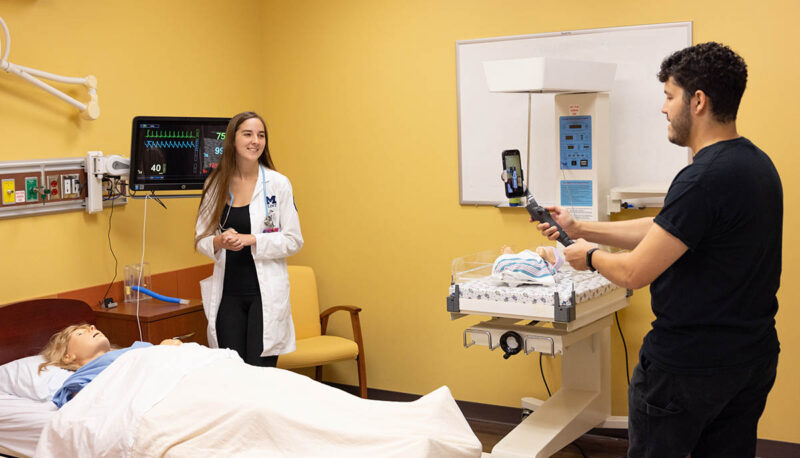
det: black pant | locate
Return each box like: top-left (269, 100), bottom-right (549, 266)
top-left (627, 353), bottom-right (778, 458)
top-left (216, 294), bottom-right (278, 367)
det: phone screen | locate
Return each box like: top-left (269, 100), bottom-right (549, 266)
top-left (502, 150), bottom-right (525, 197)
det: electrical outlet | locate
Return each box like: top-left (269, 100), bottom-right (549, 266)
top-left (61, 174), bottom-right (79, 198)
top-left (72, 176), bottom-right (82, 196)
top-left (102, 179), bottom-right (113, 196)
top-left (47, 175), bottom-right (60, 200)
top-left (61, 175), bottom-right (71, 197)
top-left (1, 179), bottom-right (15, 205)
top-left (25, 177), bottom-right (39, 202)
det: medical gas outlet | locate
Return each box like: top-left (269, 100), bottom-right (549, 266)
top-left (0, 156), bottom-right (109, 219)
top-left (47, 175), bottom-right (60, 200)
top-left (1, 179), bottom-right (14, 205)
top-left (24, 177), bottom-right (39, 202)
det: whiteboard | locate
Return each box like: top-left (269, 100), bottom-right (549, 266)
top-left (456, 22), bottom-right (692, 205)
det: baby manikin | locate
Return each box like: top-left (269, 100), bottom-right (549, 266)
top-left (491, 246), bottom-right (565, 287)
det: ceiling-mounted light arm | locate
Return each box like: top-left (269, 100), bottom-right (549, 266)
top-left (0, 17), bottom-right (100, 120)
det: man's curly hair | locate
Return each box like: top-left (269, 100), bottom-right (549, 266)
top-left (658, 42), bottom-right (747, 123)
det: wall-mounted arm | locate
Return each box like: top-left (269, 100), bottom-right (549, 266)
top-left (0, 17), bottom-right (100, 120)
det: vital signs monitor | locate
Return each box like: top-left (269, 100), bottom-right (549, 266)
top-left (129, 116), bottom-right (230, 191)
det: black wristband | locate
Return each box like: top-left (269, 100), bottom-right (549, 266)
top-left (586, 247), bottom-right (599, 272)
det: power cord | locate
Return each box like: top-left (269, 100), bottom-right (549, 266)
top-left (615, 311), bottom-right (630, 385)
top-left (539, 353), bottom-right (551, 397)
top-left (572, 441), bottom-right (589, 458)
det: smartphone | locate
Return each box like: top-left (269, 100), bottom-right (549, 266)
top-left (501, 149), bottom-right (525, 198)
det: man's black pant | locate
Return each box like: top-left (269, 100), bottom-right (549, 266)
top-left (628, 353), bottom-right (778, 457)
top-left (216, 294), bottom-right (279, 368)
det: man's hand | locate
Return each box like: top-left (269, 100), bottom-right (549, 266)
top-left (534, 205), bottom-right (578, 241)
top-left (563, 238), bottom-right (595, 270)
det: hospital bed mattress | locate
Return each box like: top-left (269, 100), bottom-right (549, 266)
top-left (0, 394), bottom-right (57, 458)
top-left (449, 266), bottom-right (620, 321)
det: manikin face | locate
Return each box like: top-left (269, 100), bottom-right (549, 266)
top-left (662, 77), bottom-right (692, 147)
top-left (234, 117), bottom-right (266, 165)
top-left (64, 325), bottom-right (111, 367)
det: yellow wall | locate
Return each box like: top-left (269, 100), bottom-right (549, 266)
top-left (2, 0), bottom-right (798, 444)
top-left (0, 0), bottom-right (266, 301)
top-left (261, 0), bottom-right (800, 443)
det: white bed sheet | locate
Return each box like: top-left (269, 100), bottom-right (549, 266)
top-left (0, 393), bottom-right (57, 458)
top-left (36, 343), bottom-right (481, 457)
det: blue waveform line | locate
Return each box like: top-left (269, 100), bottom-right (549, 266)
top-left (145, 140), bottom-right (197, 149)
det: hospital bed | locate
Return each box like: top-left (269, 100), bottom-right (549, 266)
top-left (0, 298), bottom-right (482, 458)
top-left (447, 250), bottom-right (629, 458)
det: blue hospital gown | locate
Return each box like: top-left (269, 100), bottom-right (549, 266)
top-left (52, 341), bottom-right (152, 408)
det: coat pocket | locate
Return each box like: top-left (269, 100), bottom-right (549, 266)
top-left (267, 277), bottom-right (291, 321)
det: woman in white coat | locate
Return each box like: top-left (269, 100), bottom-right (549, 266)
top-left (194, 111), bottom-right (303, 366)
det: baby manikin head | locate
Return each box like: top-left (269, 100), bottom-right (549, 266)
top-left (501, 245), bottom-right (558, 267)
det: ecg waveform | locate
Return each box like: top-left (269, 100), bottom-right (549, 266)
top-left (145, 129), bottom-right (199, 139)
top-left (145, 140), bottom-right (199, 149)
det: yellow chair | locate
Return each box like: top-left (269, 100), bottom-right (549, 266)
top-left (277, 265), bottom-right (367, 398)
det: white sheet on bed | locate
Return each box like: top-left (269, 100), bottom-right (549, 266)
top-left (36, 343), bottom-right (240, 458)
top-left (133, 359), bottom-right (482, 457)
top-left (0, 394), bottom-right (57, 458)
top-left (36, 344), bottom-right (481, 457)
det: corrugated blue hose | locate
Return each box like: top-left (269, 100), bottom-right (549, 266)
top-left (131, 286), bottom-right (189, 304)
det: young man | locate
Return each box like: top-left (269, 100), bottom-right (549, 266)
top-left (537, 42), bottom-right (781, 457)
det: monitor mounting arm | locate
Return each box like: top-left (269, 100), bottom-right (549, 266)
top-left (0, 17), bottom-right (100, 120)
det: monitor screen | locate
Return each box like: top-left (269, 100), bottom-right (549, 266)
top-left (129, 116), bottom-right (230, 191)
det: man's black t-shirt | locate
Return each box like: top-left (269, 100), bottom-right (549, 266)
top-left (646, 137), bottom-right (782, 374)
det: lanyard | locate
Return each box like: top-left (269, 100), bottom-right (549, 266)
top-left (219, 166), bottom-right (277, 233)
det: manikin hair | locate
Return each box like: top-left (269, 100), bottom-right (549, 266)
top-left (38, 323), bottom-right (92, 374)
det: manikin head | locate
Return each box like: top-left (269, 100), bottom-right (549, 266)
top-left (38, 323), bottom-right (111, 373)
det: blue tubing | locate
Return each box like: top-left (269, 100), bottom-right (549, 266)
top-left (131, 286), bottom-right (189, 304)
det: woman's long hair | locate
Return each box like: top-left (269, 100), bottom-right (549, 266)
top-left (194, 112), bottom-right (275, 248)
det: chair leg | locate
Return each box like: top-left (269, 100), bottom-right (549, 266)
top-left (315, 365), bottom-right (323, 382)
top-left (357, 355), bottom-right (367, 399)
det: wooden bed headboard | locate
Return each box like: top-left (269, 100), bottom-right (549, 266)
top-left (0, 299), bottom-right (95, 365)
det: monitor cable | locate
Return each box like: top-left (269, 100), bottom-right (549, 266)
top-left (135, 194), bottom-right (151, 342)
top-left (97, 179), bottom-right (118, 307)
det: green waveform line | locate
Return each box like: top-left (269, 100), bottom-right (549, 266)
top-left (145, 130), bottom-right (200, 139)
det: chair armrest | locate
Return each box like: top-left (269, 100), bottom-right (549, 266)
top-left (320, 305), bottom-right (362, 335)
top-left (319, 305), bottom-right (365, 361)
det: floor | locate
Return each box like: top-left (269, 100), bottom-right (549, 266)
top-left (468, 419), bottom-right (629, 457)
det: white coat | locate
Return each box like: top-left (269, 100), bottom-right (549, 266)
top-left (195, 166), bottom-right (303, 356)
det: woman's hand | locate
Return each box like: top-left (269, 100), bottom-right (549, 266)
top-left (237, 234), bottom-right (257, 247)
top-left (218, 229), bottom-right (244, 251)
top-left (159, 339), bottom-right (182, 346)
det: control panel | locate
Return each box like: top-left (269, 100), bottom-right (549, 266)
top-left (559, 115), bottom-right (592, 170)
